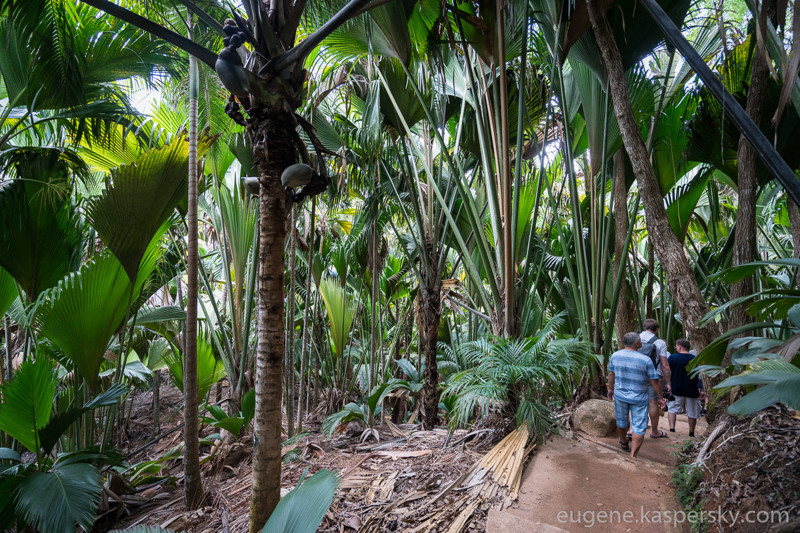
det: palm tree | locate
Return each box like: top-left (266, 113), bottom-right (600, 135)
top-left (729, 0), bottom-right (775, 335)
top-left (585, 0), bottom-right (721, 350)
top-left (183, 17), bottom-right (204, 509)
top-left (58, 0), bottom-right (381, 526)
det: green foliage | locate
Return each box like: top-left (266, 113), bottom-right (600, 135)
top-left (0, 266), bottom-right (17, 318)
top-left (261, 469), bottom-right (341, 533)
top-left (201, 389), bottom-right (256, 436)
top-left (85, 134), bottom-right (212, 282)
top-left (319, 278), bottom-right (356, 358)
top-left (35, 250), bottom-right (158, 389)
top-left (121, 460), bottom-right (172, 490)
top-left (131, 305), bottom-right (187, 326)
top-left (442, 321), bottom-right (592, 435)
top-left (322, 378), bottom-right (412, 435)
top-left (715, 360), bottom-right (800, 415)
top-left (672, 463), bottom-right (707, 532)
top-left (0, 358), bottom-right (59, 453)
top-left (164, 333), bottom-right (226, 402)
top-left (38, 383), bottom-right (127, 455)
top-left (0, 150), bottom-right (83, 299)
top-left (322, 402), bottom-right (367, 436)
top-left (14, 461), bottom-right (102, 533)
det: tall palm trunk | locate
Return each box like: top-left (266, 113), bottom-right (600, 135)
top-left (587, 0), bottom-right (719, 350)
top-left (613, 150), bottom-right (636, 348)
top-left (248, 109), bottom-right (295, 532)
top-left (419, 238), bottom-right (441, 430)
top-left (728, 0), bottom-right (776, 350)
top-left (183, 45), bottom-right (204, 509)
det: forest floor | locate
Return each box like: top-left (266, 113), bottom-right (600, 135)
top-left (105, 381), bottom-right (798, 533)
top-left (486, 414), bottom-right (706, 533)
top-left (107, 378), bottom-right (512, 532)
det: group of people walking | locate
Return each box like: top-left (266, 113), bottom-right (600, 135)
top-left (607, 319), bottom-right (706, 457)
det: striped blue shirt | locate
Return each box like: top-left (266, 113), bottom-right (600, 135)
top-left (609, 349), bottom-right (660, 404)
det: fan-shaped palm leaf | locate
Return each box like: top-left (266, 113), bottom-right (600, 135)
top-left (85, 134), bottom-right (213, 282)
top-left (0, 358), bottom-right (59, 453)
top-left (0, 267), bottom-right (17, 318)
top-left (0, 150), bottom-right (83, 299)
top-left (319, 278), bottom-right (356, 358)
top-left (35, 247), bottom-right (160, 389)
top-left (14, 462), bottom-right (101, 533)
top-left (164, 333), bottom-right (226, 402)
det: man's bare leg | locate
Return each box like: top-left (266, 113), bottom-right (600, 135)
top-left (618, 426), bottom-right (629, 443)
top-left (630, 433), bottom-right (645, 457)
top-left (688, 417), bottom-right (697, 437)
top-left (649, 398), bottom-right (661, 437)
top-left (668, 412), bottom-right (677, 431)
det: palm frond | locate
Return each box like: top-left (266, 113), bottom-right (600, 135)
top-left (0, 358), bottom-right (58, 453)
top-left (85, 134), bottom-right (213, 282)
top-left (15, 462), bottom-right (101, 533)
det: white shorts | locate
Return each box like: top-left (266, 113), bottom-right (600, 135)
top-left (667, 396), bottom-right (701, 419)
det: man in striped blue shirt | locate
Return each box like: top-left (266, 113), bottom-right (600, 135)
top-left (607, 332), bottom-right (667, 457)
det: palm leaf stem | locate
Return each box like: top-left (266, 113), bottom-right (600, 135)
top-left (382, 64), bottom-right (497, 313)
top-left (603, 195), bottom-right (640, 359)
top-left (77, 0), bottom-right (218, 69)
top-left (237, 204), bottom-right (260, 400)
top-left (511, 3), bottom-right (529, 270)
top-left (98, 283), bottom-right (136, 454)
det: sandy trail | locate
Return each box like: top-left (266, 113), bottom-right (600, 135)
top-left (486, 414), bottom-right (707, 533)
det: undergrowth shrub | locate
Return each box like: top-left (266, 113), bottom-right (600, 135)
top-left (441, 316), bottom-right (593, 437)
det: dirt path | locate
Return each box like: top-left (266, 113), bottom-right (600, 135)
top-left (486, 414), bottom-right (707, 533)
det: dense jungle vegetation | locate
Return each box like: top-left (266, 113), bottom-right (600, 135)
top-left (1, 0), bottom-right (799, 531)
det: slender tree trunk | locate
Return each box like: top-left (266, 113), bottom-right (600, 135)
top-left (296, 197), bottom-right (316, 434)
top-left (587, 0), bottom-right (719, 350)
top-left (153, 369), bottom-right (161, 434)
top-left (420, 244), bottom-right (441, 430)
top-left (248, 110), bottom-right (294, 532)
top-left (369, 214), bottom-right (378, 425)
top-left (312, 299), bottom-right (324, 414)
top-left (284, 206), bottom-right (297, 438)
top-left (613, 150), bottom-right (636, 348)
top-left (496, 0), bottom-right (514, 338)
top-left (183, 43), bottom-right (204, 510)
top-left (727, 0), bottom-right (776, 353)
top-left (645, 242), bottom-right (654, 319)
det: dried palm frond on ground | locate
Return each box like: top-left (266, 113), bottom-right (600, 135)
top-left (324, 424), bottom-right (535, 532)
top-left (111, 400), bottom-right (537, 533)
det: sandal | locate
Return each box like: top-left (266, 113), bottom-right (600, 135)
top-left (619, 440), bottom-right (630, 451)
top-left (649, 430), bottom-right (668, 439)
top-left (626, 433), bottom-right (632, 440)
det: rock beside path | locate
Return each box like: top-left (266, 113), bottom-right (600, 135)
top-left (572, 399), bottom-right (617, 437)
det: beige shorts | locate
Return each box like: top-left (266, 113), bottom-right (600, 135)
top-left (667, 396), bottom-right (701, 419)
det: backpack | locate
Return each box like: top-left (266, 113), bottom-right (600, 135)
top-left (639, 334), bottom-right (660, 368)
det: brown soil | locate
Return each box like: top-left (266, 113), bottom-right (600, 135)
top-left (485, 413), bottom-right (707, 533)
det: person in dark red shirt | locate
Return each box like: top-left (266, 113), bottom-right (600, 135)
top-left (667, 338), bottom-right (707, 437)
